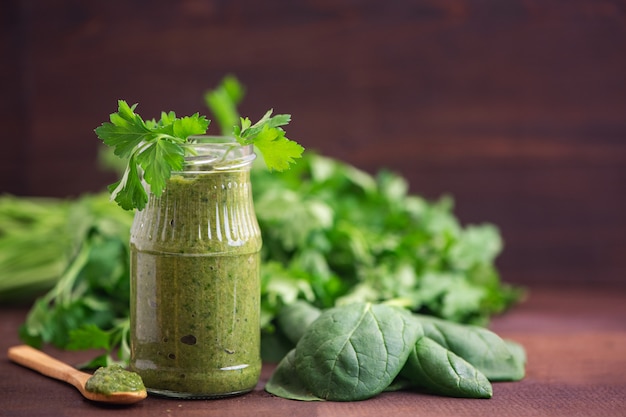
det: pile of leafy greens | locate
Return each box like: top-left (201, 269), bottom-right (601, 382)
top-left (253, 151), bottom-right (523, 360)
top-left (3, 76), bottom-right (523, 367)
top-left (0, 196), bottom-right (74, 304)
top-left (14, 194), bottom-right (135, 366)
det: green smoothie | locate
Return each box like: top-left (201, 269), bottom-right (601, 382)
top-left (129, 163), bottom-right (262, 398)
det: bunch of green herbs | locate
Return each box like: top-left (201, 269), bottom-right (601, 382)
top-left (210, 76), bottom-right (523, 358)
top-left (0, 196), bottom-right (74, 303)
top-left (253, 153), bottom-right (523, 359)
top-left (5, 76), bottom-right (523, 367)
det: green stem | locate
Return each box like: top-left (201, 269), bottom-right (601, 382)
top-left (47, 239), bottom-right (92, 306)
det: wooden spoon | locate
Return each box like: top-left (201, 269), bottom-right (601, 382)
top-left (8, 345), bottom-right (147, 405)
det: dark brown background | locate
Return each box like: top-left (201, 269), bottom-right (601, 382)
top-left (2, 0), bottom-right (625, 287)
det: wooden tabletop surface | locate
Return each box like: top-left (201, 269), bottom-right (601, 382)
top-left (2, 285), bottom-right (625, 417)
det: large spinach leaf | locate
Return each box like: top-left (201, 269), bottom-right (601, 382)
top-left (265, 349), bottom-right (323, 401)
top-left (415, 315), bottom-right (525, 381)
top-left (294, 302), bottom-right (422, 401)
top-left (276, 300), bottom-right (322, 345)
top-left (401, 336), bottom-right (493, 398)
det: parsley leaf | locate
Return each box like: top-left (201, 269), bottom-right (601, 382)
top-left (233, 110), bottom-right (303, 172)
top-left (206, 76), bottom-right (304, 172)
top-left (96, 89), bottom-right (303, 210)
top-left (67, 324), bottom-right (111, 351)
top-left (244, 120), bottom-right (304, 172)
top-left (95, 100), bottom-right (209, 210)
top-left (107, 157), bottom-right (147, 211)
top-left (95, 101), bottom-right (151, 158)
top-left (138, 139), bottom-right (185, 197)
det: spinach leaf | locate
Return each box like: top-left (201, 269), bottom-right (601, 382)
top-left (384, 376), bottom-right (414, 392)
top-left (260, 327), bottom-right (293, 364)
top-left (415, 315), bottom-right (525, 381)
top-left (276, 300), bottom-right (322, 345)
top-left (504, 339), bottom-right (527, 373)
top-left (261, 300), bottom-right (322, 363)
top-left (265, 350), bottom-right (323, 401)
top-left (294, 303), bottom-right (422, 401)
top-left (401, 337), bottom-right (493, 398)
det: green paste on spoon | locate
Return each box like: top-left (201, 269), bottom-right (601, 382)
top-left (85, 364), bottom-right (146, 395)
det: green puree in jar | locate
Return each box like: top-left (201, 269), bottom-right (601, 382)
top-left (130, 169), bottom-right (262, 398)
top-left (85, 365), bottom-right (145, 395)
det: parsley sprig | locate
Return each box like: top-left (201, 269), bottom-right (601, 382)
top-left (236, 110), bottom-right (303, 172)
top-left (95, 97), bottom-right (303, 211)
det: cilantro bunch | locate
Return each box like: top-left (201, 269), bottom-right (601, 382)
top-left (95, 95), bottom-right (303, 211)
top-left (253, 153), bottom-right (523, 358)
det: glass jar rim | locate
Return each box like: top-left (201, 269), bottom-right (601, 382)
top-left (179, 135), bottom-right (256, 172)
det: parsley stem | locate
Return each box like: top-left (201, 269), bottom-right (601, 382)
top-left (47, 239), bottom-right (92, 305)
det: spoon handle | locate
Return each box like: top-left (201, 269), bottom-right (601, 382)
top-left (8, 345), bottom-right (89, 389)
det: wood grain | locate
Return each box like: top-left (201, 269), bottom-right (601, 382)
top-left (1, 0), bottom-right (625, 285)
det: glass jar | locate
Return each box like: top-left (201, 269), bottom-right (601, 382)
top-left (129, 137), bottom-right (262, 399)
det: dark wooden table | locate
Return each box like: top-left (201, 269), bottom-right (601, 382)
top-left (2, 285), bottom-right (625, 417)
